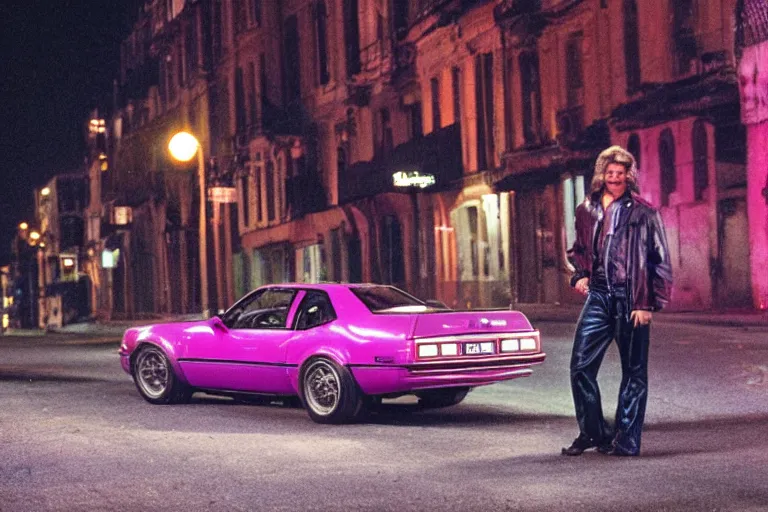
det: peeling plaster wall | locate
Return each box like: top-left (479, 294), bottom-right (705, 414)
top-left (618, 117), bottom-right (718, 310)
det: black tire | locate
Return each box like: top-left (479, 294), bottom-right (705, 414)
top-left (132, 345), bottom-right (192, 405)
top-left (416, 387), bottom-right (470, 409)
top-left (299, 357), bottom-right (364, 424)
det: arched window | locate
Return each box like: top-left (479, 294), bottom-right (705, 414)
top-left (565, 32), bottom-right (584, 107)
top-left (659, 128), bottom-right (676, 207)
top-left (519, 50), bottom-right (542, 144)
top-left (692, 120), bottom-right (709, 201)
top-left (627, 132), bottom-right (641, 171)
top-left (623, 0), bottom-right (641, 91)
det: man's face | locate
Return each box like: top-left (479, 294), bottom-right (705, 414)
top-left (604, 162), bottom-right (628, 198)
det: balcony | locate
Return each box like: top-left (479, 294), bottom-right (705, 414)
top-left (339, 123), bottom-right (463, 203)
top-left (286, 170), bottom-right (327, 218)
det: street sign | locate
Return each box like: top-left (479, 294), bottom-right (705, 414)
top-left (208, 186), bottom-right (237, 203)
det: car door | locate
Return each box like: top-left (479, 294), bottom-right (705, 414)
top-left (180, 288), bottom-right (304, 394)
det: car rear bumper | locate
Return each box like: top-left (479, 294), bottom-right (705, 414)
top-left (350, 352), bottom-right (546, 395)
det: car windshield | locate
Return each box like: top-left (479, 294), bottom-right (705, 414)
top-left (350, 286), bottom-right (425, 313)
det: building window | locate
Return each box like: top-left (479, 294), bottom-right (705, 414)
top-left (266, 159), bottom-right (276, 221)
top-left (344, 0), bottom-right (361, 77)
top-left (315, 1), bottom-right (330, 85)
top-left (337, 146), bottom-right (347, 175)
top-left (235, 67), bottom-right (246, 135)
top-left (659, 128), bottom-right (676, 207)
top-left (212, 0), bottom-right (223, 62)
top-left (475, 53), bottom-right (494, 170)
top-left (239, 174), bottom-right (250, 228)
top-left (565, 32), bottom-right (584, 107)
top-left (184, 15), bottom-right (198, 82)
top-left (381, 215), bottom-right (405, 285)
top-left (406, 102), bottom-right (423, 140)
top-left (562, 175), bottom-right (586, 253)
top-left (519, 50), bottom-right (542, 145)
top-left (254, 156), bottom-right (263, 224)
top-left (453, 202), bottom-right (502, 281)
top-left (623, 0), bottom-right (641, 92)
top-left (627, 132), bottom-right (641, 170)
top-left (247, 62), bottom-right (257, 133)
top-left (430, 76), bottom-right (441, 131)
top-left (252, 0), bottom-right (262, 26)
top-left (376, 108), bottom-right (393, 156)
top-left (672, 0), bottom-right (696, 75)
top-left (296, 243), bottom-right (326, 282)
top-left (259, 53), bottom-right (268, 106)
top-left (693, 120), bottom-right (709, 201)
top-left (283, 15), bottom-right (301, 103)
top-left (504, 55), bottom-right (514, 150)
top-left (233, 0), bottom-right (247, 35)
top-left (451, 66), bottom-right (461, 125)
top-left (393, 0), bottom-right (408, 38)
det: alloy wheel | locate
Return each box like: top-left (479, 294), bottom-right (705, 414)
top-left (304, 360), bottom-right (341, 416)
top-left (136, 348), bottom-right (170, 399)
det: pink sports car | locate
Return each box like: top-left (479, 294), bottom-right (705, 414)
top-left (119, 283), bottom-right (545, 423)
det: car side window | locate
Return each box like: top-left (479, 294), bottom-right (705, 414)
top-left (294, 291), bottom-right (336, 330)
top-left (224, 289), bottom-right (296, 330)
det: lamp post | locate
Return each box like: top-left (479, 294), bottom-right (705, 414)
top-left (169, 131), bottom-right (209, 318)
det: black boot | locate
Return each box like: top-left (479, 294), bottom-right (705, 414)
top-left (561, 434), bottom-right (613, 456)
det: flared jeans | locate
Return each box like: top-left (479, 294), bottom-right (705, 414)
top-left (570, 286), bottom-right (650, 455)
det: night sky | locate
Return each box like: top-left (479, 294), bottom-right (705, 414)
top-left (0, 0), bottom-right (142, 265)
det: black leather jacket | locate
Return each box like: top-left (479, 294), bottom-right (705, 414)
top-left (568, 191), bottom-right (673, 312)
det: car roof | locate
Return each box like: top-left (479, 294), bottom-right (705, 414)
top-left (258, 282), bottom-right (390, 291)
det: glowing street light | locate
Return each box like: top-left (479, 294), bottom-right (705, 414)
top-left (29, 231), bottom-right (41, 242)
top-left (19, 222), bottom-right (28, 231)
top-left (41, 187), bottom-right (51, 197)
top-left (168, 131), bottom-right (209, 318)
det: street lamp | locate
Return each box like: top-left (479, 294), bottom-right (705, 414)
top-left (168, 131), bottom-right (209, 318)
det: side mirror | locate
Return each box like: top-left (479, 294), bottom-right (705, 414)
top-left (210, 316), bottom-right (229, 334)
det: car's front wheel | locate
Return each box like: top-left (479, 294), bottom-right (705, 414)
top-left (299, 357), bottom-right (363, 424)
top-left (132, 345), bottom-right (192, 405)
top-left (416, 387), bottom-right (470, 409)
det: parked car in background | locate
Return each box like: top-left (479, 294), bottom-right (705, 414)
top-left (119, 283), bottom-right (545, 423)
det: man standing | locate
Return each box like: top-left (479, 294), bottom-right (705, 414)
top-left (561, 145), bottom-right (673, 457)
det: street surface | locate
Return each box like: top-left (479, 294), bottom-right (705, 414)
top-left (1, 320), bottom-right (768, 511)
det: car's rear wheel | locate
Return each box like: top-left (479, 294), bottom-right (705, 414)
top-left (416, 387), bottom-right (470, 409)
top-left (300, 357), bottom-right (363, 424)
top-left (132, 345), bottom-right (192, 405)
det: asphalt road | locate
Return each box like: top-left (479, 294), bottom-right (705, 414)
top-left (1, 321), bottom-right (767, 512)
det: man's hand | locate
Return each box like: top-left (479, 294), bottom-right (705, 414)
top-left (630, 310), bottom-right (653, 327)
top-left (575, 277), bottom-right (589, 296)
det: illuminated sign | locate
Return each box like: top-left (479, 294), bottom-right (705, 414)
top-left (102, 249), bottom-right (120, 269)
top-left (113, 206), bottom-right (133, 225)
top-left (392, 171), bottom-right (436, 189)
top-left (208, 186), bottom-right (237, 203)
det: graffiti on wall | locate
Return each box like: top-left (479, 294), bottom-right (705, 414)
top-left (739, 40), bottom-right (768, 125)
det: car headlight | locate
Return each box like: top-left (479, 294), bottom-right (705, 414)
top-left (418, 344), bottom-right (438, 358)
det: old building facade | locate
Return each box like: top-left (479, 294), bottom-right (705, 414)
top-left (93, 0), bottom-right (761, 316)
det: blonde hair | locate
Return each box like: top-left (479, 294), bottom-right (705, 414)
top-left (590, 145), bottom-right (640, 195)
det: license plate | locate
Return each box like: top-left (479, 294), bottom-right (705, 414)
top-left (464, 342), bottom-right (495, 355)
